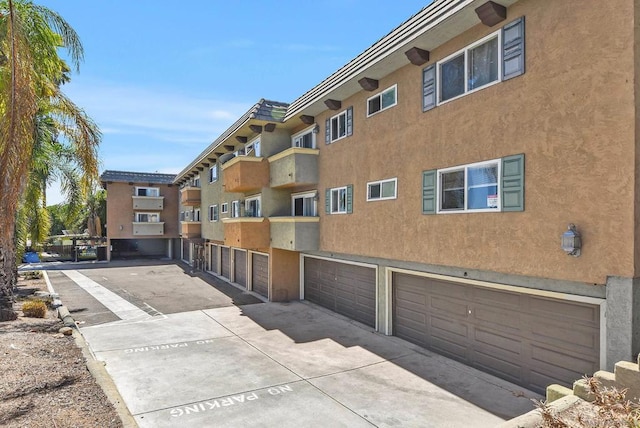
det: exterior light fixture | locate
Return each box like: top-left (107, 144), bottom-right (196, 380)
top-left (312, 124), bottom-right (320, 134)
top-left (561, 224), bottom-right (581, 257)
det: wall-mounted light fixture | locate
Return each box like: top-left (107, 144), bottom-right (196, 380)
top-left (312, 124), bottom-right (320, 134)
top-left (561, 223), bottom-right (581, 257)
top-left (119, 225), bottom-right (124, 231)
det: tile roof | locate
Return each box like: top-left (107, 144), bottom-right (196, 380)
top-left (100, 170), bottom-right (176, 184)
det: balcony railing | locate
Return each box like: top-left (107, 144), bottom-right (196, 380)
top-left (222, 217), bottom-right (269, 250)
top-left (222, 157), bottom-right (269, 193)
top-left (132, 196), bottom-right (164, 211)
top-left (132, 222), bottom-right (164, 236)
top-left (269, 217), bottom-right (319, 251)
top-left (180, 187), bottom-right (201, 206)
top-left (268, 148), bottom-right (318, 188)
top-left (181, 221), bottom-right (202, 239)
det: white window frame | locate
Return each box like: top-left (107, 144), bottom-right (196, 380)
top-left (437, 30), bottom-right (502, 105)
top-left (436, 158), bottom-right (501, 214)
top-left (194, 208), bottom-right (201, 222)
top-left (292, 126), bottom-right (317, 149)
top-left (292, 191), bottom-right (318, 216)
top-left (191, 174), bottom-right (201, 188)
top-left (245, 195), bottom-right (262, 218)
top-left (330, 187), bottom-right (347, 214)
top-left (366, 84), bottom-right (397, 117)
top-left (231, 200), bottom-right (241, 218)
top-left (209, 205), bottom-right (219, 222)
top-left (135, 186), bottom-right (159, 197)
top-left (330, 110), bottom-right (348, 143)
top-left (221, 203), bottom-right (229, 214)
top-left (244, 137), bottom-right (261, 157)
top-left (366, 177), bottom-right (397, 201)
top-left (135, 212), bottom-right (160, 223)
top-left (209, 165), bottom-right (218, 183)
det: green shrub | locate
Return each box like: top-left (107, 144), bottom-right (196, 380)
top-left (21, 300), bottom-right (47, 318)
top-left (23, 270), bottom-right (42, 280)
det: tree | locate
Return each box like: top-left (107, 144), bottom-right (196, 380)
top-left (0, 0), bottom-right (100, 320)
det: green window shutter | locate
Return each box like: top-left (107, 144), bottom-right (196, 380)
top-left (422, 64), bottom-right (437, 111)
top-left (325, 118), bottom-right (331, 144)
top-left (325, 189), bottom-right (331, 213)
top-left (346, 184), bottom-right (353, 213)
top-left (422, 170), bottom-right (437, 214)
top-left (346, 106), bottom-right (353, 136)
top-left (503, 17), bottom-right (525, 80)
top-left (501, 154), bottom-right (525, 211)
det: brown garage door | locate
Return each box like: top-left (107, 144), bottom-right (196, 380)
top-left (252, 253), bottom-right (269, 298)
top-left (393, 273), bottom-right (600, 394)
top-left (304, 257), bottom-right (376, 328)
top-left (209, 245), bottom-right (218, 273)
top-left (221, 247), bottom-right (230, 279)
top-left (234, 249), bottom-right (247, 288)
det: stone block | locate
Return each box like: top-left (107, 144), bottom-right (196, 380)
top-left (593, 370), bottom-right (616, 390)
top-left (573, 379), bottom-right (595, 402)
top-left (614, 361), bottom-right (640, 401)
top-left (546, 384), bottom-right (573, 403)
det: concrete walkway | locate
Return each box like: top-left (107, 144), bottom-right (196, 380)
top-left (54, 266), bottom-right (539, 427)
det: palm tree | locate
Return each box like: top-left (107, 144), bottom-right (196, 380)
top-left (0, 0), bottom-right (100, 320)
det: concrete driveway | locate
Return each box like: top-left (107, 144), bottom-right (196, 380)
top-left (45, 261), bottom-right (539, 427)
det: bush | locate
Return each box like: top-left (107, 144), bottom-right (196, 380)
top-left (22, 270), bottom-right (43, 280)
top-left (21, 300), bottom-right (47, 318)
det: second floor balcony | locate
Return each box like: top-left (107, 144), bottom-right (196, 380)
top-left (133, 222), bottom-right (165, 236)
top-left (222, 156), bottom-right (269, 193)
top-left (132, 195), bottom-right (164, 211)
top-left (268, 148), bottom-right (319, 188)
top-left (180, 187), bottom-right (201, 206)
top-left (269, 216), bottom-right (319, 251)
top-left (181, 221), bottom-right (202, 239)
top-left (222, 217), bottom-right (269, 250)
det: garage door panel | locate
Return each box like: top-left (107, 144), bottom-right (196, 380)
top-left (234, 250), bottom-right (247, 288)
top-left (252, 254), bottom-right (269, 298)
top-left (529, 297), bottom-right (599, 324)
top-left (473, 287), bottom-right (521, 309)
top-left (304, 258), bottom-right (376, 328)
top-left (393, 272), bottom-right (600, 394)
top-left (430, 296), bottom-right (468, 317)
top-left (221, 248), bottom-right (230, 279)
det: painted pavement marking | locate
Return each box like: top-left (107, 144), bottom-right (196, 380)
top-left (62, 270), bottom-right (152, 321)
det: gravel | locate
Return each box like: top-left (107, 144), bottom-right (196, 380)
top-left (0, 275), bottom-right (123, 428)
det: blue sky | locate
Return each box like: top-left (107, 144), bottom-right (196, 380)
top-left (40, 1), bottom-right (431, 205)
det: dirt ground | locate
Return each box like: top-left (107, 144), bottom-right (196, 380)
top-left (0, 274), bottom-right (123, 428)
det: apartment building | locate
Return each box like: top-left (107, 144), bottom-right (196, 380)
top-left (100, 171), bottom-right (179, 260)
top-left (173, 0), bottom-right (639, 394)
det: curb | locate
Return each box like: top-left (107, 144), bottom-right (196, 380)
top-left (45, 271), bottom-right (138, 428)
top-left (497, 395), bottom-right (583, 427)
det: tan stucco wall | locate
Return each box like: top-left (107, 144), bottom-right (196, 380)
top-left (106, 182), bottom-right (179, 239)
top-left (316, 0), bottom-right (636, 284)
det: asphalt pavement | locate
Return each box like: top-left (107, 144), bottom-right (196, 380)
top-left (41, 261), bottom-right (539, 427)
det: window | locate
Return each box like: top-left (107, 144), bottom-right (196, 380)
top-left (325, 107), bottom-right (353, 144)
top-left (292, 192), bottom-right (317, 216)
top-left (245, 195), bottom-right (261, 217)
top-left (231, 200), bottom-right (241, 218)
top-left (209, 165), bottom-right (218, 183)
top-left (221, 203), bottom-right (229, 214)
top-left (423, 18), bottom-right (525, 111)
top-left (367, 85), bottom-right (397, 116)
top-left (422, 154), bottom-right (525, 215)
top-left (135, 187), bottom-right (159, 197)
top-left (135, 212), bottom-right (159, 222)
top-left (190, 175), bottom-right (201, 188)
top-left (367, 178), bottom-right (397, 201)
top-left (325, 185), bottom-right (353, 214)
top-left (245, 139), bottom-right (261, 157)
top-left (292, 127), bottom-right (316, 149)
top-left (194, 208), bottom-right (201, 222)
top-left (209, 205), bottom-right (219, 222)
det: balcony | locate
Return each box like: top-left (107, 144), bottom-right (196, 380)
top-left (132, 196), bottom-right (164, 211)
top-left (269, 217), bottom-right (319, 251)
top-left (222, 217), bottom-right (269, 250)
top-left (132, 222), bottom-right (164, 236)
top-left (180, 187), bottom-right (201, 206)
top-left (181, 221), bottom-right (202, 239)
top-left (222, 157), bottom-right (269, 193)
top-left (268, 148), bottom-right (318, 189)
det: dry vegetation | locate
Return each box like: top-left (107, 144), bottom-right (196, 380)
top-left (0, 273), bottom-right (123, 427)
